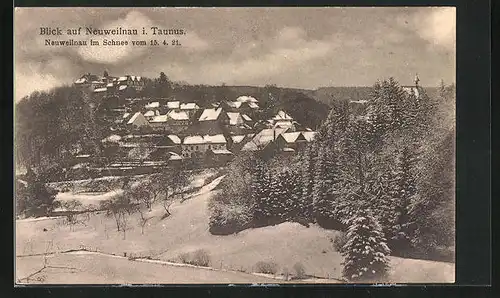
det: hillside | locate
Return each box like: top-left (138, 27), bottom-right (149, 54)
top-left (16, 173), bottom-right (454, 284)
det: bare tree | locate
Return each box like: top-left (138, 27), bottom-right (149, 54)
top-left (61, 199), bottom-right (83, 232)
top-left (99, 195), bottom-right (137, 237)
top-left (137, 205), bottom-right (153, 235)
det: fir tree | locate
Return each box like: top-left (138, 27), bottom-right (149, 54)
top-left (299, 144), bottom-right (316, 221)
top-left (312, 146), bottom-right (337, 224)
top-left (341, 209), bottom-right (391, 282)
top-left (251, 157), bottom-right (272, 226)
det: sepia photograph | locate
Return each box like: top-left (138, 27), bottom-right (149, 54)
top-left (14, 7), bottom-right (456, 284)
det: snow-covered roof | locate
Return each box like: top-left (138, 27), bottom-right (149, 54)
top-left (167, 101), bottom-right (180, 109)
top-left (119, 85), bottom-right (127, 91)
top-left (274, 121), bottom-right (294, 128)
top-left (231, 135), bottom-right (245, 143)
top-left (226, 112), bottom-right (243, 125)
top-left (180, 103), bottom-right (200, 110)
top-left (118, 76), bottom-right (128, 81)
top-left (211, 149), bottom-right (233, 155)
top-left (283, 147), bottom-right (295, 152)
top-left (123, 112), bottom-right (131, 119)
top-left (242, 114), bottom-right (252, 122)
top-left (167, 110), bottom-right (189, 120)
top-left (167, 135), bottom-right (181, 144)
top-left (168, 152), bottom-right (183, 160)
top-left (75, 77), bottom-right (87, 84)
top-left (102, 135), bottom-right (122, 143)
top-left (106, 83), bottom-right (114, 87)
top-left (144, 110), bottom-right (156, 117)
top-left (272, 110), bottom-right (293, 121)
top-left (241, 128), bottom-right (287, 151)
top-left (300, 131), bottom-right (315, 141)
top-left (402, 86), bottom-right (420, 98)
top-left (150, 115), bottom-right (169, 123)
top-left (183, 134), bottom-right (227, 145)
top-left (127, 112), bottom-right (143, 125)
top-left (281, 132), bottom-right (302, 143)
top-left (93, 87), bottom-right (107, 93)
top-left (204, 134), bottom-right (227, 144)
top-left (236, 96), bottom-right (258, 103)
top-left (249, 102), bottom-right (259, 109)
top-left (183, 136), bottom-right (204, 145)
top-left (226, 101), bottom-right (242, 109)
top-left (302, 131), bottom-right (317, 142)
top-left (145, 102), bottom-right (160, 109)
top-left (76, 154), bottom-right (91, 158)
top-left (199, 108), bottom-right (223, 121)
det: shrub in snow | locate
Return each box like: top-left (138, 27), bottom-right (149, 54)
top-left (254, 261), bottom-right (278, 274)
top-left (178, 249), bottom-right (211, 267)
top-left (293, 262), bottom-right (307, 279)
top-left (208, 193), bottom-right (253, 235)
top-left (341, 209), bottom-right (391, 282)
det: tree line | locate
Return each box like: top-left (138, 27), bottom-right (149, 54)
top-left (209, 77), bottom-right (456, 281)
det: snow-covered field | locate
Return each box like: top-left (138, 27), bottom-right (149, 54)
top-left (16, 172), bottom-right (454, 284)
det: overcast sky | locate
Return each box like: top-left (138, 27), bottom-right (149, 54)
top-left (14, 7), bottom-right (455, 101)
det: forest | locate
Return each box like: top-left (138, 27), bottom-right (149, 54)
top-left (208, 78), bottom-right (456, 281)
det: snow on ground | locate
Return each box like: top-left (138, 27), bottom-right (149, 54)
top-left (17, 172), bottom-right (454, 284)
top-left (55, 190), bottom-right (123, 207)
top-left (16, 253), bottom-right (281, 284)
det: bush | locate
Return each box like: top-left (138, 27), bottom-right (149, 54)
top-left (293, 262), bottom-right (307, 279)
top-left (332, 232), bottom-right (348, 253)
top-left (254, 261), bottom-right (278, 274)
top-left (208, 192), bottom-right (253, 235)
top-left (178, 249), bottom-right (211, 267)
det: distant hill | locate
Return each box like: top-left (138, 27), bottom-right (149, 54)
top-left (312, 87), bottom-right (373, 106)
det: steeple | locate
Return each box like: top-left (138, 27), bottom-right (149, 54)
top-left (414, 73), bottom-right (420, 87)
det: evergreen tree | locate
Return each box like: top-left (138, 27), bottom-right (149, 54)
top-left (155, 72), bottom-right (172, 98)
top-left (341, 209), bottom-right (391, 282)
top-left (312, 146), bottom-right (336, 224)
top-left (299, 144), bottom-right (316, 221)
top-left (251, 157), bottom-right (272, 226)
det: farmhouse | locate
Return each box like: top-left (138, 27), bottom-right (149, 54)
top-left (181, 134), bottom-right (227, 159)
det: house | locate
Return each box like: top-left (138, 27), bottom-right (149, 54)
top-left (127, 112), bottom-right (149, 128)
top-left (181, 134), bottom-right (227, 159)
top-left (205, 149), bottom-right (234, 165)
top-left (402, 74), bottom-right (422, 99)
top-left (228, 134), bottom-right (247, 151)
top-left (117, 75), bottom-right (144, 91)
top-left (166, 101), bottom-right (181, 111)
top-left (180, 103), bottom-right (201, 117)
top-left (402, 86), bottom-right (421, 99)
top-left (226, 112), bottom-right (245, 126)
top-left (301, 131), bottom-right (317, 143)
top-left (74, 73), bottom-right (105, 89)
top-left (275, 132), bottom-right (308, 152)
top-left (235, 95), bottom-right (258, 103)
top-left (149, 135), bottom-right (181, 160)
top-left (197, 108), bottom-right (229, 132)
top-left (240, 127), bottom-right (289, 152)
top-left (149, 115), bottom-right (169, 130)
top-left (271, 110), bottom-right (294, 124)
top-left (145, 101), bottom-right (160, 110)
top-left (144, 110), bottom-right (160, 120)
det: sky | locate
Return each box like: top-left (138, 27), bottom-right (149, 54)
top-left (14, 7), bottom-right (456, 102)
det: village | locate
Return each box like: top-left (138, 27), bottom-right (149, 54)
top-left (71, 72), bottom-right (317, 177)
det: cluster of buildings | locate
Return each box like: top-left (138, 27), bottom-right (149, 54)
top-left (74, 72), bottom-right (145, 94)
top-left (70, 72), bottom-right (317, 175)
